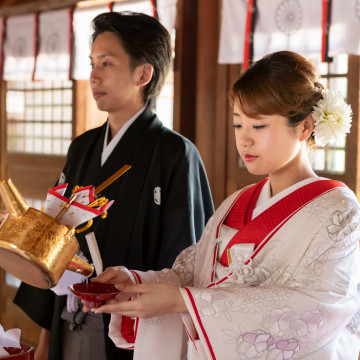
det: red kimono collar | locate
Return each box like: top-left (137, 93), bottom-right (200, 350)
top-left (219, 178), bottom-right (346, 266)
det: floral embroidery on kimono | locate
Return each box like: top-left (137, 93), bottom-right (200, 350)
top-left (109, 177), bottom-right (360, 360)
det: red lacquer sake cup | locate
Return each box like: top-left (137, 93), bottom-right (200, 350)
top-left (1, 343), bottom-right (34, 359)
top-left (68, 282), bottom-right (120, 308)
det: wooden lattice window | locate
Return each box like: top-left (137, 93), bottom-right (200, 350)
top-left (310, 54), bottom-right (349, 174)
top-left (6, 80), bottom-right (73, 155)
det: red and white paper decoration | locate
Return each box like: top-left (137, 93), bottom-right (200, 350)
top-left (3, 14), bottom-right (36, 81)
top-left (34, 9), bottom-right (72, 80)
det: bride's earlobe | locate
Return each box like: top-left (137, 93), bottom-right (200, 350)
top-left (300, 114), bottom-right (315, 141)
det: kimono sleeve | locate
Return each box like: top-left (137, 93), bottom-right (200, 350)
top-left (172, 213), bottom-right (216, 287)
top-left (109, 269), bottom-right (185, 358)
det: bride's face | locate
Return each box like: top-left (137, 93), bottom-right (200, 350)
top-left (233, 104), bottom-right (305, 178)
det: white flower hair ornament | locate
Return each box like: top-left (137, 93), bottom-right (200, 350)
top-left (312, 89), bottom-right (353, 147)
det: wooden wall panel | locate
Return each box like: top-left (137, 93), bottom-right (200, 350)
top-left (6, 154), bottom-right (66, 199)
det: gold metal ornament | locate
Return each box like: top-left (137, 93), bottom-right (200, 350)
top-left (0, 165), bottom-right (132, 289)
top-left (0, 180), bottom-right (93, 289)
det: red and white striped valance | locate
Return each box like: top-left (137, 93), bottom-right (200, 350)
top-left (0, 0), bottom-right (178, 81)
top-left (218, 0), bottom-right (360, 65)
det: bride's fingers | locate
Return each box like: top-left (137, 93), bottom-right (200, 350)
top-left (91, 267), bottom-right (121, 283)
top-left (92, 298), bottom-right (140, 316)
top-left (92, 266), bottom-right (135, 285)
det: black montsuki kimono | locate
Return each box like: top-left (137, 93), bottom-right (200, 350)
top-left (14, 109), bottom-right (214, 360)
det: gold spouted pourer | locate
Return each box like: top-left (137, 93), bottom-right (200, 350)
top-left (0, 165), bottom-right (131, 289)
top-left (0, 180), bottom-right (93, 289)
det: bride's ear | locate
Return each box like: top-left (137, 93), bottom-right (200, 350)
top-left (300, 114), bottom-right (315, 142)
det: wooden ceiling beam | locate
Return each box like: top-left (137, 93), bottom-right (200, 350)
top-left (0, 0), bottom-right (127, 16)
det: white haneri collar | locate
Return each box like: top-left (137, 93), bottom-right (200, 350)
top-left (252, 176), bottom-right (325, 220)
top-left (101, 105), bottom-right (146, 166)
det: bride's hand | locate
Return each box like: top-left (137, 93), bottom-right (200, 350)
top-left (92, 283), bottom-right (188, 318)
top-left (82, 266), bottom-right (137, 312)
top-left (91, 266), bottom-right (137, 287)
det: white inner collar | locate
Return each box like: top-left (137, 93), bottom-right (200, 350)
top-left (252, 177), bottom-right (325, 219)
top-left (101, 105), bottom-right (146, 166)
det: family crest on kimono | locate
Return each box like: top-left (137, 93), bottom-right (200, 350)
top-left (10, 11), bottom-right (214, 360)
top-left (84, 50), bottom-right (360, 360)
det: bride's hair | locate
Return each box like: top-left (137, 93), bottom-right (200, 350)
top-left (230, 51), bottom-right (324, 145)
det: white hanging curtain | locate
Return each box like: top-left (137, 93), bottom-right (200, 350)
top-left (72, 5), bottom-right (110, 80)
top-left (254, 0), bottom-right (322, 60)
top-left (113, 0), bottom-right (178, 34)
top-left (329, 0), bottom-right (360, 56)
top-left (112, 0), bottom-right (154, 16)
top-left (157, 0), bottom-right (178, 34)
top-left (34, 8), bottom-right (72, 80)
top-left (217, 0), bottom-right (358, 64)
top-left (3, 14), bottom-right (36, 81)
top-left (218, 0), bottom-right (248, 64)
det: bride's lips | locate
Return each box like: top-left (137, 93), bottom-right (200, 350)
top-left (244, 154), bottom-right (259, 162)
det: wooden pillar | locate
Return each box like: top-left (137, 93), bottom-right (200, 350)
top-left (195, 0), bottom-right (228, 207)
top-left (0, 80), bottom-right (6, 328)
top-left (347, 55), bottom-right (360, 197)
top-left (173, 0), bottom-right (198, 142)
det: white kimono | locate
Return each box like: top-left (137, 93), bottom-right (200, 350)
top-left (109, 177), bottom-right (360, 359)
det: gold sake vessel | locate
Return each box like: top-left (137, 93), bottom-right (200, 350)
top-left (0, 179), bottom-right (94, 289)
